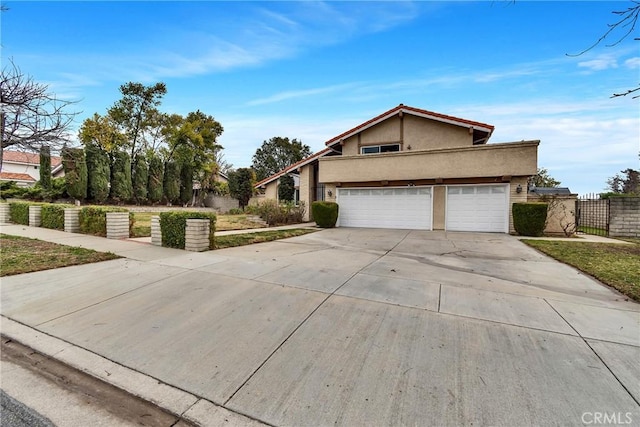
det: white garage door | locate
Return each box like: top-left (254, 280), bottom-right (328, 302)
top-left (337, 187), bottom-right (432, 230)
top-left (446, 185), bottom-right (508, 232)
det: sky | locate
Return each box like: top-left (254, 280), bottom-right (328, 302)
top-left (1, 1), bottom-right (639, 196)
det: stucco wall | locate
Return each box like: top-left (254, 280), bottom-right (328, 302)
top-left (2, 162), bottom-right (40, 180)
top-left (508, 177), bottom-right (529, 234)
top-left (432, 186), bottom-right (446, 230)
top-left (528, 193), bottom-right (577, 236)
top-left (299, 164), bottom-right (314, 221)
top-left (360, 116), bottom-right (400, 146)
top-left (403, 114), bottom-right (471, 150)
top-left (263, 180), bottom-right (278, 200)
top-left (203, 195), bottom-right (239, 213)
top-left (320, 141), bottom-right (539, 184)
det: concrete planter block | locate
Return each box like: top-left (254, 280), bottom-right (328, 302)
top-left (29, 205), bottom-right (42, 227)
top-left (185, 219), bottom-right (210, 252)
top-left (106, 212), bottom-right (130, 239)
top-left (151, 216), bottom-right (161, 246)
top-left (64, 208), bottom-right (80, 233)
top-left (0, 204), bottom-right (11, 223)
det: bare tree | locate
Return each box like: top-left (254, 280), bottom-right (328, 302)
top-left (1, 59), bottom-right (79, 169)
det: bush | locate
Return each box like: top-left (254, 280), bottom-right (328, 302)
top-left (311, 201), bottom-right (339, 228)
top-left (9, 201), bottom-right (31, 225)
top-left (41, 203), bottom-right (74, 230)
top-left (79, 206), bottom-right (132, 237)
top-left (159, 211), bottom-right (216, 250)
top-left (0, 181), bottom-right (27, 199)
top-left (19, 178), bottom-right (68, 202)
top-left (512, 202), bottom-right (548, 237)
top-left (254, 199), bottom-right (305, 226)
top-left (227, 208), bottom-right (244, 215)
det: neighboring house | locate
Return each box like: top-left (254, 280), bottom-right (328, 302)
top-left (256, 104), bottom-right (539, 233)
top-left (0, 150), bottom-right (63, 187)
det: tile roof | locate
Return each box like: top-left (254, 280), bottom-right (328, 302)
top-left (325, 104), bottom-right (495, 146)
top-left (2, 150), bottom-right (62, 167)
top-left (0, 172), bottom-right (36, 182)
top-left (255, 147), bottom-right (332, 188)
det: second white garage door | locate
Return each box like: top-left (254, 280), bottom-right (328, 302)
top-left (446, 184), bottom-right (508, 232)
top-left (337, 187), bottom-right (432, 230)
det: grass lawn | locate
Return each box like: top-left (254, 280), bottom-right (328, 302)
top-left (215, 229), bottom-right (317, 249)
top-left (522, 239), bottom-right (640, 302)
top-left (131, 212), bottom-right (266, 237)
top-left (0, 234), bottom-right (119, 276)
top-left (576, 226), bottom-right (608, 236)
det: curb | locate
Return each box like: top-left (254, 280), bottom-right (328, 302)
top-left (0, 316), bottom-right (267, 426)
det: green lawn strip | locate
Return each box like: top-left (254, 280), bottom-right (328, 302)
top-left (0, 234), bottom-right (120, 276)
top-left (522, 239), bottom-right (640, 302)
top-left (215, 228), bottom-right (317, 249)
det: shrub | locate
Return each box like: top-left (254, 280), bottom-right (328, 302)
top-left (41, 203), bottom-right (74, 230)
top-left (227, 208), bottom-right (244, 215)
top-left (179, 163), bottom-right (193, 205)
top-left (9, 201), bottom-right (31, 225)
top-left (311, 201), bottom-right (339, 228)
top-left (86, 144), bottom-right (110, 203)
top-left (163, 161), bottom-right (180, 204)
top-left (254, 200), bottom-right (305, 226)
top-left (133, 155), bottom-right (149, 204)
top-left (512, 202), bottom-right (548, 237)
top-left (1, 181), bottom-right (27, 199)
top-left (79, 206), bottom-right (131, 237)
top-left (159, 211), bottom-right (216, 250)
top-left (40, 145), bottom-right (52, 190)
top-left (111, 151), bottom-right (133, 203)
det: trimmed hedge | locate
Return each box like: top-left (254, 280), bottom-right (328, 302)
top-left (512, 202), bottom-right (548, 237)
top-left (159, 211), bottom-right (216, 250)
top-left (79, 206), bottom-right (132, 237)
top-left (41, 203), bottom-right (74, 230)
top-left (9, 201), bottom-right (31, 225)
top-left (311, 201), bottom-right (339, 228)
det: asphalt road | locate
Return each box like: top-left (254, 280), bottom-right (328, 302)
top-left (0, 390), bottom-right (55, 427)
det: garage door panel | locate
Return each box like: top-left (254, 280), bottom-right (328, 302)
top-left (446, 185), bottom-right (508, 233)
top-left (337, 187), bottom-right (431, 230)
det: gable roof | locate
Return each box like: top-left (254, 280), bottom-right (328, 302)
top-left (325, 104), bottom-right (494, 147)
top-left (3, 150), bottom-right (62, 167)
top-left (255, 147), bottom-right (332, 188)
top-left (0, 172), bottom-right (36, 182)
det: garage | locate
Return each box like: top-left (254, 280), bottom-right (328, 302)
top-left (446, 184), bottom-right (508, 232)
top-left (337, 187), bottom-right (432, 230)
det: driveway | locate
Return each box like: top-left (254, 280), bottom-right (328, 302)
top-left (1, 228), bottom-right (639, 425)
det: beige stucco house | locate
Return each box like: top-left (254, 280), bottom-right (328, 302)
top-left (256, 104), bottom-right (539, 233)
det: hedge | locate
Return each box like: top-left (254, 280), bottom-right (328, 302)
top-left (79, 206), bottom-right (132, 237)
top-left (41, 203), bottom-right (74, 230)
top-left (9, 201), bottom-right (31, 225)
top-left (311, 201), bottom-right (339, 228)
top-left (159, 211), bottom-right (216, 250)
top-left (512, 202), bottom-right (548, 237)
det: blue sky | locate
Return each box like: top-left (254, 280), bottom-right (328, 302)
top-left (2, 1), bottom-right (638, 195)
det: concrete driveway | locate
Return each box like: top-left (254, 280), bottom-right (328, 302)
top-left (1, 228), bottom-right (639, 426)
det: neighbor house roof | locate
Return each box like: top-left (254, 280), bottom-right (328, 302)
top-left (325, 104), bottom-right (495, 148)
top-left (0, 172), bottom-right (36, 183)
top-left (529, 187), bottom-right (573, 195)
top-left (255, 147), bottom-right (332, 188)
top-left (3, 150), bottom-right (62, 167)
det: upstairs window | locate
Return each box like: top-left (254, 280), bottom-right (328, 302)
top-left (361, 144), bottom-right (400, 154)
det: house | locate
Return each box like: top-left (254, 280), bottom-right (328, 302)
top-left (256, 104), bottom-right (539, 233)
top-left (0, 150), bottom-right (63, 187)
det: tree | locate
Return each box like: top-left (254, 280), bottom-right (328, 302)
top-left (132, 155), bottom-right (148, 204)
top-left (179, 162), bottom-right (193, 205)
top-left (278, 174), bottom-right (295, 202)
top-left (1, 60), bottom-right (78, 168)
top-left (85, 143), bottom-right (110, 203)
top-left (108, 82), bottom-right (167, 165)
top-left (163, 161), bottom-right (180, 205)
top-left (78, 113), bottom-right (126, 154)
top-left (110, 151), bottom-right (133, 203)
top-left (529, 167), bottom-right (561, 188)
top-left (39, 145), bottom-right (51, 190)
top-left (228, 168), bottom-right (256, 209)
top-left (62, 147), bottom-right (87, 201)
top-left (606, 168), bottom-right (639, 194)
top-left (251, 137), bottom-right (312, 182)
top-left (147, 155), bottom-right (164, 204)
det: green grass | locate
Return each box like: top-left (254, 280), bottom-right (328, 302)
top-left (577, 225), bottom-right (608, 236)
top-left (0, 234), bottom-right (120, 276)
top-left (522, 239), bottom-right (640, 302)
top-left (215, 229), bottom-right (317, 249)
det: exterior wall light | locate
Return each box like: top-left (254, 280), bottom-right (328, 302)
top-left (516, 184), bottom-right (522, 193)
top-left (328, 190), bottom-right (333, 197)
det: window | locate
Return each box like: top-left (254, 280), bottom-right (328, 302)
top-left (360, 144), bottom-right (400, 154)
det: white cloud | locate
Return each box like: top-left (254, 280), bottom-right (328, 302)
top-left (246, 83), bottom-right (358, 106)
top-left (577, 55), bottom-right (618, 71)
top-left (624, 57), bottom-right (640, 69)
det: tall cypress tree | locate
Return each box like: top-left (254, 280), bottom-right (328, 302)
top-left (110, 151), bottom-right (133, 203)
top-left (85, 143), bottom-right (110, 203)
top-left (62, 147), bottom-right (87, 201)
top-left (132, 155), bottom-right (148, 204)
top-left (163, 161), bottom-right (180, 205)
top-left (147, 155), bottom-right (164, 204)
top-left (179, 162), bottom-right (193, 205)
top-left (39, 145), bottom-right (52, 190)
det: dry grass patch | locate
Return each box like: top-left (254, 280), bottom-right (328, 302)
top-left (0, 234), bottom-right (119, 276)
top-left (131, 212), bottom-right (266, 237)
top-left (215, 229), bottom-right (317, 249)
top-left (523, 239), bottom-right (640, 302)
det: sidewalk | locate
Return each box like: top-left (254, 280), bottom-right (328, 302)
top-left (515, 233), bottom-right (633, 244)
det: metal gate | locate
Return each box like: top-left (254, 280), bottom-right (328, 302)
top-left (575, 193), bottom-right (610, 236)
